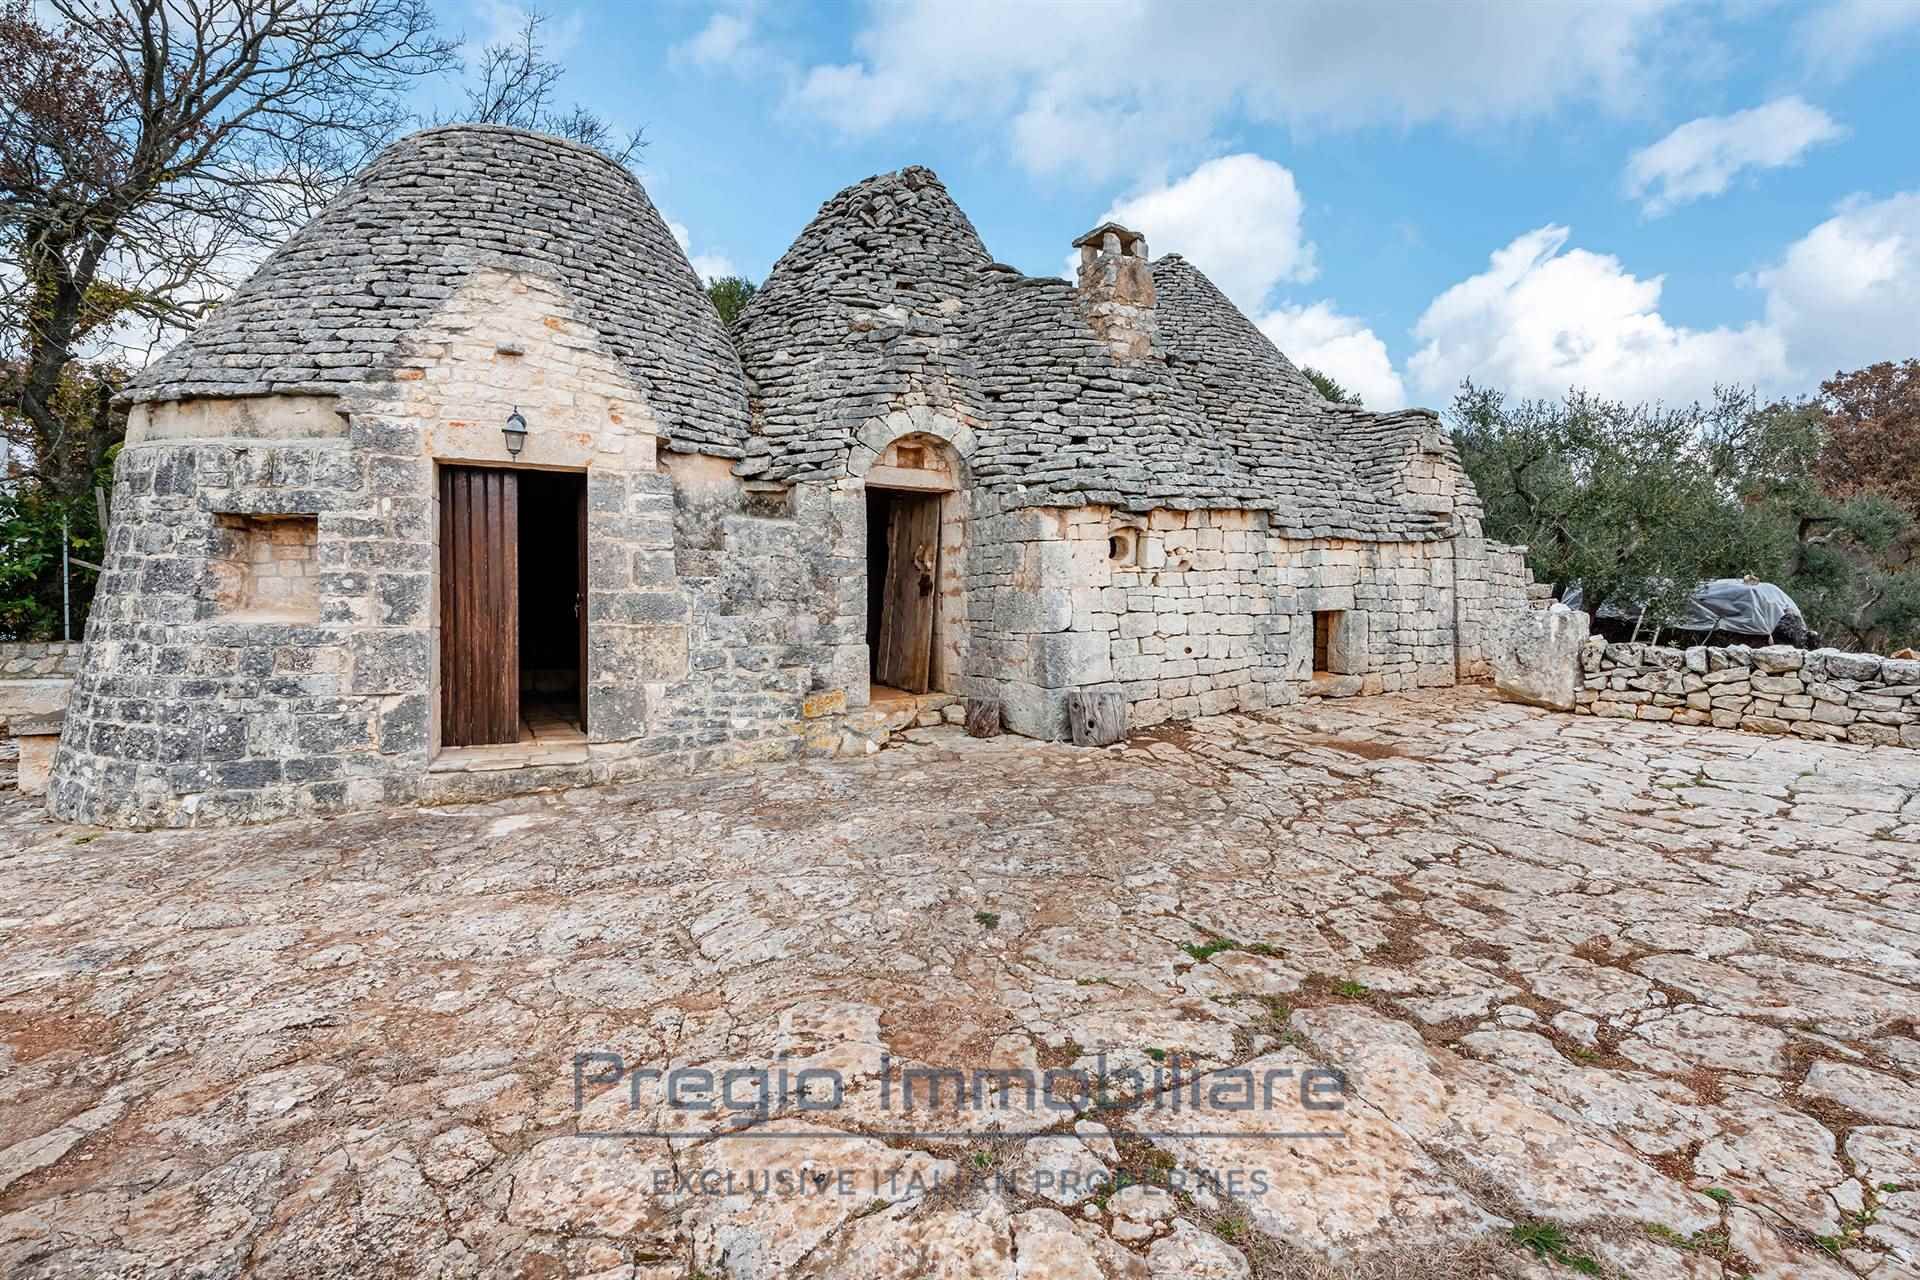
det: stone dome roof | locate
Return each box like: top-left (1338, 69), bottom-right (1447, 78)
top-left (735, 166), bottom-right (1462, 541)
top-left (126, 125), bottom-right (751, 456)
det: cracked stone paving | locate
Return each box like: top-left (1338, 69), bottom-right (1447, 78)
top-left (1, 688), bottom-right (1917, 1279)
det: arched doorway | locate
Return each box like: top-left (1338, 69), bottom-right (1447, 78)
top-left (858, 432), bottom-right (966, 697)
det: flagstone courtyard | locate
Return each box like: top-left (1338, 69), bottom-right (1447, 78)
top-left (0, 687), bottom-right (1915, 1279)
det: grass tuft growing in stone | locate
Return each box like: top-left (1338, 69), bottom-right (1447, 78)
top-left (1183, 937), bottom-right (1241, 962)
top-left (1507, 1221), bottom-right (1602, 1275)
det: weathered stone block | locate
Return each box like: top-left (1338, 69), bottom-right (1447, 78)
top-left (595, 624), bottom-right (688, 683)
top-left (349, 630), bottom-right (430, 694)
top-left (995, 587), bottom-right (1072, 635)
top-left (1490, 605), bottom-right (1589, 712)
top-left (1030, 631), bottom-right (1113, 688)
top-left (14, 733), bottom-right (58, 795)
top-left (1821, 651), bottom-right (1882, 682)
top-left (998, 681), bottom-right (1067, 740)
top-left (801, 689), bottom-right (846, 718)
top-left (1811, 701), bottom-right (1857, 725)
top-left (1750, 645), bottom-right (1804, 673)
top-left (378, 694), bottom-right (430, 755)
top-left (586, 684), bottom-right (648, 740)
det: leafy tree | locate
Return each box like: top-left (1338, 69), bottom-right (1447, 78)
top-left (1453, 378), bottom-right (1919, 651)
top-left (0, 474), bottom-right (106, 641)
top-left (1449, 381), bottom-right (1762, 627)
top-left (1816, 359), bottom-right (1920, 517)
top-left (1707, 395), bottom-right (1913, 649)
top-left (454, 10), bottom-right (642, 165)
top-left (706, 275), bottom-right (757, 329)
top-left (1302, 365), bottom-right (1361, 406)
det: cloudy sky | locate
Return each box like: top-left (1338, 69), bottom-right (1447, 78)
top-left (445, 0), bottom-right (1920, 411)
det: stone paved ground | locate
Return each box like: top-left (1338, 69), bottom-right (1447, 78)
top-left (1, 688), bottom-right (1917, 1280)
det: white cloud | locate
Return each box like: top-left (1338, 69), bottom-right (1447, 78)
top-left (672, 12), bottom-right (753, 70)
top-left (1256, 303), bottom-right (1407, 409)
top-left (1752, 191), bottom-right (1920, 378)
top-left (1077, 155), bottom-right (1401, 409)
top-left (667, 219), bottom-right (738, 284)
top-left (1624, 97), bottom-right (1845, 215)
top-left (1797, 0), bottom-right (1920, 76)
top-left (1406, 225), bottom-right (1788, 405)
top-left (689, 253), bottom-right (738, 282)
top-left (791, 0), bottom-right (1684, 180)
top-left (1403, 197), bottom-right (1920, 406)
top-left (1082, 155), bottom-right (1315, 312)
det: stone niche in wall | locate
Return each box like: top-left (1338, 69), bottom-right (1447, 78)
top-left (208, 513), bottom-right (321, 622)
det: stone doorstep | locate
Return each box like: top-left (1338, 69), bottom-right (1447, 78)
top-left (1302, 673), bottom-right (1364, 699)
top-left (428, 741), bottom-right (591, 773)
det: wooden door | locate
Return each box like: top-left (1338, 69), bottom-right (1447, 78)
top-left (875, 494), bottom-right (940, 693)
top-left (575, 479), bottom-right (589, 734)
top-left (439, 467), bottom-right (520, 747)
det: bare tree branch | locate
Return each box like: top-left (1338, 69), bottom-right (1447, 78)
top-left (0, 0), bottom-right (458, 496)
top-left (446, 10), bottom-right (644, 166)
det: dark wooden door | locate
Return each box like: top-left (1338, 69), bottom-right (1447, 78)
top-left (439, 467), bottom-right (520, 747)
top-left (575, 479), bottom-right (589, 734)
top-left (875, 493), bottom-right (940, 693)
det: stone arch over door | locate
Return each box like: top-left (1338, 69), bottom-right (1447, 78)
top-left (846, 417), bottom-right (973, 699)
top-left (847, 408), bottom-right (977, 480)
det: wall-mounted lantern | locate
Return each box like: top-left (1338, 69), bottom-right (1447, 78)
top-left (502, 406), bottom-right (529, 457)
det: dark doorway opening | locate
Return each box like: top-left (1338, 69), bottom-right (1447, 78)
top-left (439, 465), bottom-right (587, 749)
top-left (866, 487), bottom-right (940, 694)
top-left (518, 470), bottom-right (588, 738)
top-left (1313, 609), bottom-right (1338, 675)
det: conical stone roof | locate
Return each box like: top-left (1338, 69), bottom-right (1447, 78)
top-left (735, 166), bottom-right (1464, 541)
top-left (732, 165), bottom-right (993, 478)
top-left (126, 125), bottom-right (751, 456)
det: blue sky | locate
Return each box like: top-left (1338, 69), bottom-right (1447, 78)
top-left (434, 0), bottom-right (1920, 411)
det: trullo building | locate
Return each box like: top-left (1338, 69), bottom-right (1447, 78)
top-left (50, 126), bottom-right (1536, 826)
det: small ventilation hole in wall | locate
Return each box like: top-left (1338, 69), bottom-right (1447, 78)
top-left (1108, 527), bottom-right (1141, 567)
top-left (209, 513), bottom-right (321, 622)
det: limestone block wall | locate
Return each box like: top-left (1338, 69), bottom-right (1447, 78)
top-left (959, 500), bottom-right (1533, 736)
top-left (642, 455), bottom-right (869, 767)
top-left (49, 430), bottom-right (397, 825)
top-left (49, 269), bottom-right (880, 825)
top-left (1265, 535), bottom-right (1462, 699)
top-left (1575, 640), bottom-right (1920, 748)
top-left (1455, 537), bottom-right (1542, 677)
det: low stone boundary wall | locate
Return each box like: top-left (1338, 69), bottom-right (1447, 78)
top-left (0, 642), bottom-right (84, 678)
top-left (1576, 639), bottom-right (1919, 748)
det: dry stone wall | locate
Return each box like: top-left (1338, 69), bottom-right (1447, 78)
top-left (1575, 639), bottom-right (1920, 748)
top-left (0, 643), bottom-right (84, 678)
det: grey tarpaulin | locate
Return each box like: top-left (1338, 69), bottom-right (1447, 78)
top-left (1561, 578), bottom-right (1804, 635)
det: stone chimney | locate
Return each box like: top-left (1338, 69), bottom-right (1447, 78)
top-left (1072, 222), bottom-right (1156, 362)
